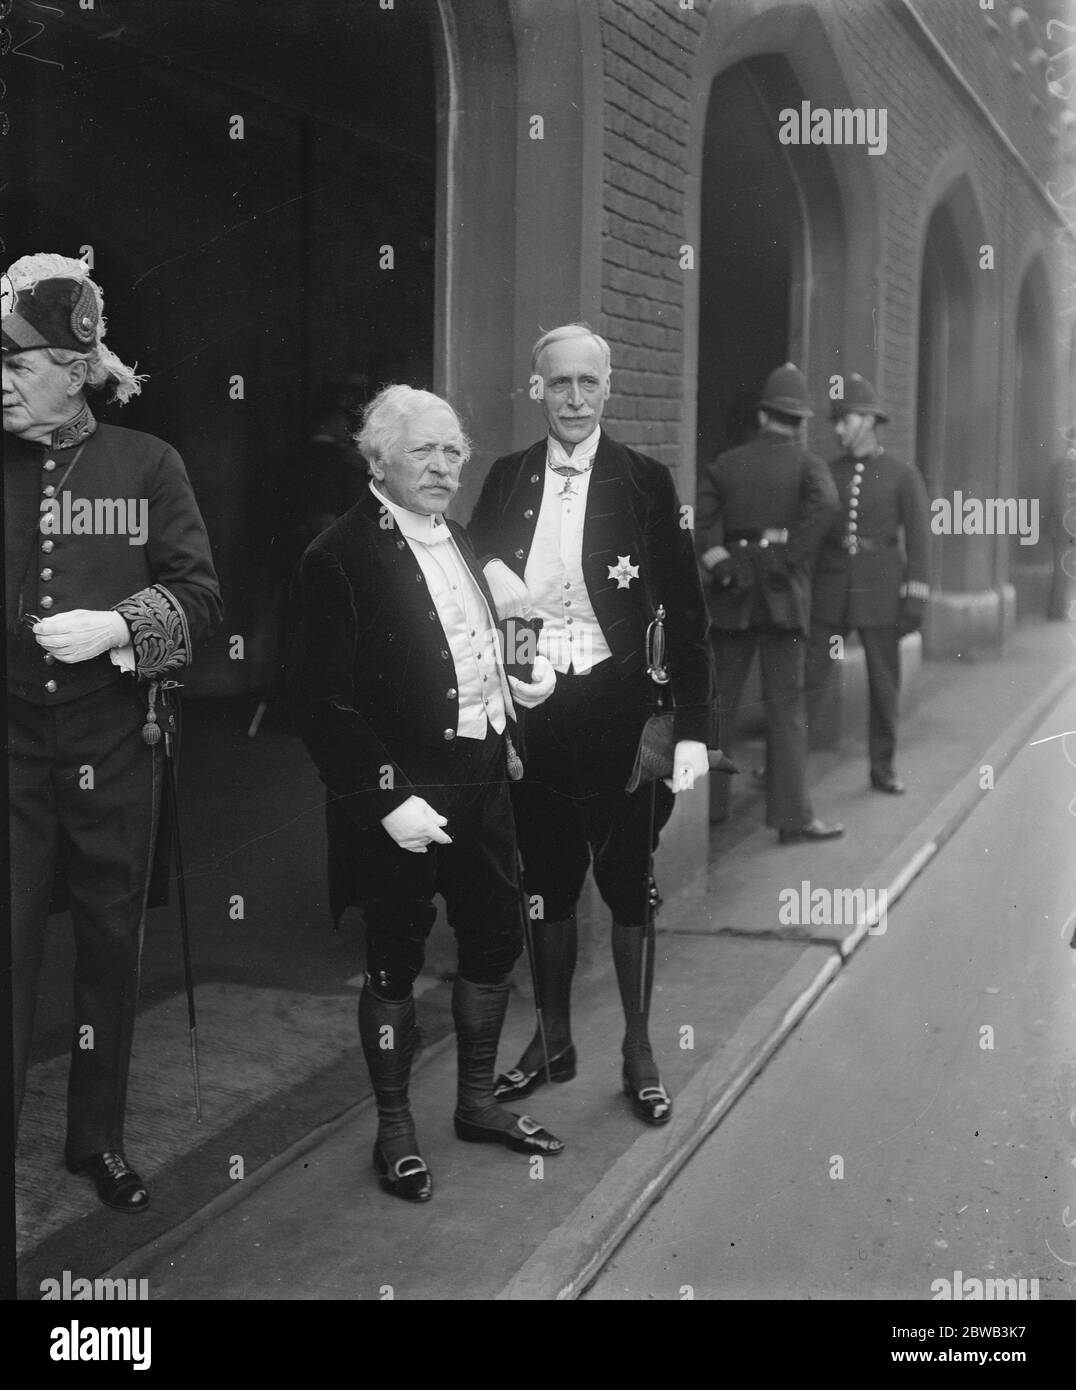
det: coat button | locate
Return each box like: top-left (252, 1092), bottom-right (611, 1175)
top-left (45, 679), bottom-right (57, 694)
top-left (440, 649), bottom-right (450, 660)
top-left (524, 509), bottom-right (534, 519)
top-left (42, 485), bottom-right (56, 498)
top-left (40, 568), bottom-right (53, 581)
top-left (40, 539), bottom-right (54, 553)
top-left (428, 611), bottom-right (437, 621)
top-left (514, 548), bottom-right (525, 560)
top-left (39, 595), bottom-right (54, 610)
top-left (44, 654), bottom-right (55, 665)
top-left (848, 521), bottom-right (858, 532)
top-left (43, 459), bottom-right (57, 472)
top-left (530, 474), bottom-right (539, 484)
top-left (396, 540), bottom-right (406, 550)
top-left (415, 573), bottom-right (424, 582)
top-left (443, 728), bottom-right (455, 741)
top-left (446, 688), bottom-right (457, 699)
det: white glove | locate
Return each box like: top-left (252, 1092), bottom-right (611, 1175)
top-left (380, 795), bottom-right (453, 854)
top-left (33, 609), bottom-right (130, 664)
top-left (483, 559), bottom-right (531, 620)
top-left (508, 653), bottom-right (556, 709)
top-left (664, 739), bottom-right (710, 793)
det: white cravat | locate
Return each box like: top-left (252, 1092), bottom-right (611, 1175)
top-left (370, 483), bottom-right (510, 737)
top-left (523, 429), bottom-right (612, 675)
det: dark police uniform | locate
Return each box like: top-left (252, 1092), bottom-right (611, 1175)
top-left (696, 429), bottom-right (838, 829)
top-left (805, 446), bottom-right (930, 782)
top-left (6, 404), bottom-right (222, 1164)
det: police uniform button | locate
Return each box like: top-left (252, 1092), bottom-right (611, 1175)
top-left (45, 680), bottom-right (57, 694)
top-left (524, 509), bottom-right (534, 519)
top-left (854, 463), bottom-right (865, 474)
top-left (514, 549), bottom-right (525, 560)
top-left (43, 459), bottom-right (57, 472)
top-left (41, 539), bottom-right (55, 553)
top-left (443, 729), bottom-right (455, 741)
top-left (42, 485), bottom-right (56, 498)
top-left (429, 610), bottom-right (437, 621)
top-left (848, 521), bottom-right (858, 532)
top-left (415, 573), bottom-right (423, 582)
top-left (44, 654), bottom-right (55, 665)
top-left (446, 688), bottom-right (457, 699)
top-left (40, 595), bottom-right (54, 610)
top-left (530, 474), bottom-right (539, 484)
top-left (396, 540), bottom-right (406, 550)
top-left (40, 568), bottom-right (53, 581)
top-left (440, 649), bottom-right (450, 660)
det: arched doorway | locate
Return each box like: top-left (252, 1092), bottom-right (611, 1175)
top-left (1010, 259), bottom-right (1054, 612)
top-left (10, 0), bottom-right (442, 695)
top-left (697, 54), bottom-right (848, 466)
top-left (915, 182), bottom-right (989, 596)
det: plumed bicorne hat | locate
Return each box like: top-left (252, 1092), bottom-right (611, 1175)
top-left (2, 275), bottom-right (100, 354)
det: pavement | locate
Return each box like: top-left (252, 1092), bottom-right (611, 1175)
top-left (15, 618), bottom-right (1076, 1301)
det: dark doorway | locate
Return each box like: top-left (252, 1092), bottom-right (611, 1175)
top-left (8, 1), bottom-right (440, 695)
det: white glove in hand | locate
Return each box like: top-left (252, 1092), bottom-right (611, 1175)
top-left (33, 610), bottom-right (130, 664)
top-left (380, 795), bottom-right (453, 854)
top-left (664, 739), bottom-right (710, 793)
top-left (508, 653), bottom-right (556, 709)
top-left (483, 559), bottom-right (531, 620)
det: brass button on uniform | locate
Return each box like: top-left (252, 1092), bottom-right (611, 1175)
top-left (44, 654), bottom-right (55, 665)
top-left (42, 485), bottom-right (56, 498)
top-left (446, 688), bottom-right (457, 699)
top-left (440, 649), bottom-right (450, 660)
top-left (514, 549), bottom-right (525, 560)
top-left (40, 568), bottom-right (53, 581)
top-left (41, 539), bottom-right (54, 553)
top-left (428, 610), bottom-right (437, 621)
top-left (43, 459), bottom-right (57, 472)
top-left (396, 540), bottom-right (406, 550)
top-left (45, 679), bottom-right (57, 694)
top-left (39, 595), bottom-right (54, 610)
top-left (530, 474), bottom-right (539, 484)
top-left (443, 729), bottom-right (455, 741)
top-left (524, 509), bottom-right (534, 519)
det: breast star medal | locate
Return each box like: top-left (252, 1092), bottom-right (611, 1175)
top-left (608, 555), bottom-right (640, 589)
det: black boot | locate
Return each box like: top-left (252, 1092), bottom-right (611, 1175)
top-left (358, 983), bottom-right (432, 1201)
top-left (493, 915), bottom-right (578, 1101)
top-left (452, 976), bottom-right (564, 1156)
top-left (612, 921), bottom-right (672, 1126)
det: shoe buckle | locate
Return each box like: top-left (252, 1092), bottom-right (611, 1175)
top-left (502, 1070), bottom-right (526, 1085)
top-left (394, 1155), bottom-right (429, 1178)
top-left (516, 1115), bottom-right (543, 1136)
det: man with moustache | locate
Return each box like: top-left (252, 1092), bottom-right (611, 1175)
top-left (3, 253), bottom-right (221, 1212)
top-left (805, 374), bottom-right (931, 794)
top-left (287, 384), bottom-right (564, 1204)
top-left (469, 323), bottom-right (713, 1126)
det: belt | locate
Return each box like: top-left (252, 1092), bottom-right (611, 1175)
top-left (840, 535), bottom-right (898, 552)
top-left (725, 529), bottom-right (789, 547)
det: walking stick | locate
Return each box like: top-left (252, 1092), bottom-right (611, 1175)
top-left (516, 853), bottom-right (553, 1086)
top-left (641, 606), bottom-right (671, 1007)
top-left (156, 684), bottom-right (203, 1122)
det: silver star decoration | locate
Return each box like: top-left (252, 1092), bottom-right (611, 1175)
top-left (608, 555), bottom-right (640, 590)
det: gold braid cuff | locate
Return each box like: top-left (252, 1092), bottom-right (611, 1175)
top-left (113, 583), bottom-right (191, 678)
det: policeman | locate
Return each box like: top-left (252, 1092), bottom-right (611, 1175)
top-left (696, 363), bottom-right (842, 843)
top-left (4, 254), bottom-right (222, 1211)
top-left (805, 374), bottom-right (931, 794)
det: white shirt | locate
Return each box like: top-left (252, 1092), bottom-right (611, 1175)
top-left (370, 483), bottom-right (509, 739)
top-left (524, 426), bottom-right (613, 675)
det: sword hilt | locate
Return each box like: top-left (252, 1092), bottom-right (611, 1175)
top-left (646, 603), bottom-right (670, 686)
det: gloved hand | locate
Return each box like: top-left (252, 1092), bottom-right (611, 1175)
top-left (508, 653), bottom-right (556, 709)
top-left (381, 795), bottom-right (453, 854)
top-left (664, 739), bottom-right (710, 792)
top-left (897, 597), bottom-right (925, 634)
top-left (33, 609), bottom-right (130, 664)
top-left (483, 559), bottom-right (531, 621)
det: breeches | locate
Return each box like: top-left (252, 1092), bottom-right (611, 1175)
top-left (9, 681), bottom-right (160, 1161)
top-left (359, 727), bottom-right (523, 997)
top-left (509, 661), bottom-right (674, 924)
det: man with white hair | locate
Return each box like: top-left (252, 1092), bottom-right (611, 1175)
top-left (469, 324), bottom-right (714, 1127)
top-left (3, 254), bottom-right (221, 1211)
top-left (287, 384), bottom-right (564, 1204)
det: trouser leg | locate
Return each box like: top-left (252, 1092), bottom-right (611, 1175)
top-left (709, 630), bottom-right (757, 821)
top-left (758, 630), bottom-right (812, 829)
top-left (54, 685), bottom-right (158, 1164)
top-left (8, 697), bottom-right (59, 1137)
top-left (805, 620), bottom-right (843, 746)
top-left (859, 626), bottom-right (901, 780)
